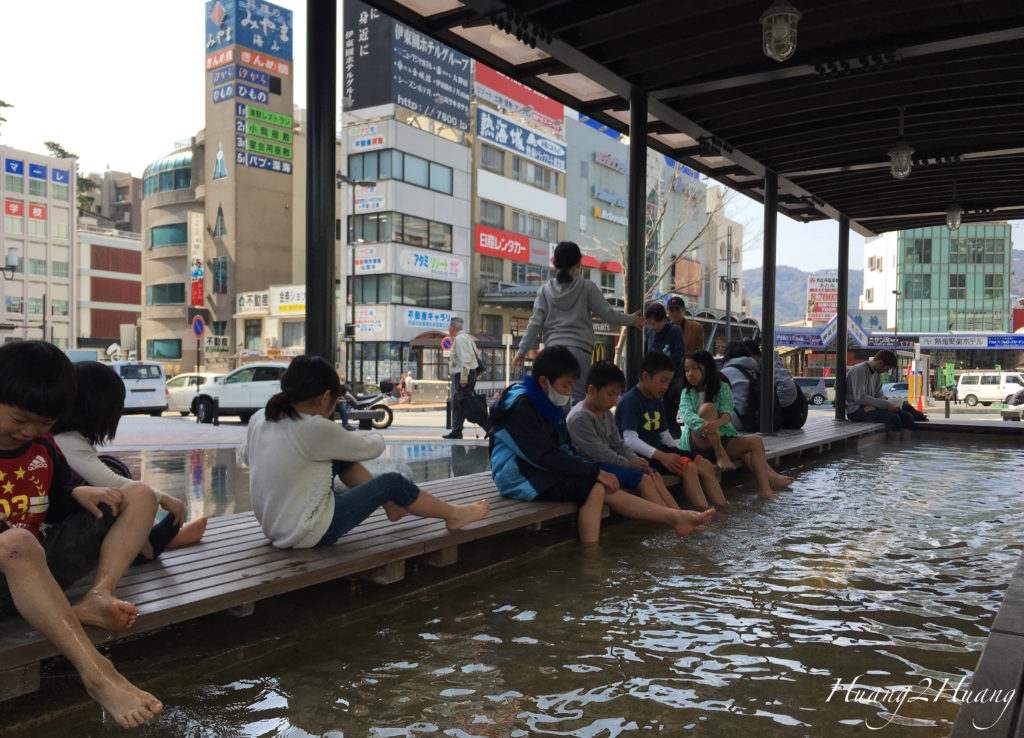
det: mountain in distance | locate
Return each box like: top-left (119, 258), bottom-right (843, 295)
top-left (744, 265), bottom-right (863, 325)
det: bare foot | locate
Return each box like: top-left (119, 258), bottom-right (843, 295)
top-left (73, 592), bottom-right (138, 632)
top-left (758, 489), bottom-right (779, 501)
top-left (445, 499), bottom-right (490, 531)
top-left (384, 502), bottom-right (407, 522)
top-left (715, 455), bottom-right (736, 472)
top-left (166, 517), bottom-right (208, 549)
top-left (83, 663), bottom-right (163, 729)
top-left (673, 508), bottom-right (715, 537)
top-left (768, 472), bottom-right (795, 489)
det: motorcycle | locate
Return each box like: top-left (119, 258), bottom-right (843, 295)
top-left (336, 387), bottom-right (394, 429)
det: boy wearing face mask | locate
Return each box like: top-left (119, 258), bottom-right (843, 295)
top-left (489, 347), bottom-right (712, 544)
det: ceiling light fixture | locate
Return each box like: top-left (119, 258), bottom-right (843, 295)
top-left (887, 107), bottom-right (914, 180)
top-left (945, 180), bottom-right (963, 231)
top-left (760, 0), bottom-right (801, 62)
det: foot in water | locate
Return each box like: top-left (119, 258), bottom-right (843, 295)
top-left (674, 508), bottom-right (714, 537)
top-left (768, 471), bottom-right (796, 489)
top-left (445, 499), bottom-right (490, 531)
top-left (83, 662), bottom-right (163, 729)
top-left (73, 591), bottom-right (138, 632)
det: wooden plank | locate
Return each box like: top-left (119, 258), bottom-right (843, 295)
top-left (992, 555), bottom-right (1024, 638)
top-left (950, 631), bottom-right (1024, 737)
top-left (0, 663), bottom-right (39, 701)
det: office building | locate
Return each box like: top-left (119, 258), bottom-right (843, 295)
top-left (75, 216), bottom-right (142, 350)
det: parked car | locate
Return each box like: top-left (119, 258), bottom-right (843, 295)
top-left (956, 371), bottom-right (1024, 407)
top-left (823, 377), bottom-right (836, 404)
top-left (881, 382), bottom-right (909, 402)
top-left (112, 361), bottom-right (168, 416)
top-left (166, 372), bottom-right (224, 416)
top-left (194, 361), bottom-right (289, 423)
top-left (793, 376), bottom-right (828, 405)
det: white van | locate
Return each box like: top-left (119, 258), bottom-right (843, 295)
top-left (956, 371), bottom-right (1024, 407)
top-left (112, 361), bottom-right (168, 416)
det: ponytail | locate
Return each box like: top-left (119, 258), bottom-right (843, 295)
top-left (264, 356), bottom-right (342, 422)
top-left (551, 241), bottom-right (582, 285)
top-left (556, 268), bottom-right (573, 284)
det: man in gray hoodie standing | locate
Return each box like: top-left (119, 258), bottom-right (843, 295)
top-left (513, 241), bottom-right (643, 405)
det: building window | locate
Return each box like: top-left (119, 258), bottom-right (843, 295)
top-left (512, 210), bottom-right (557, 240)
top-left (4, 210), bottom-right (22, 235)
top-left (511, 156), bottom-right (558, 193)
top-left (949, 238), bottom-right (967, 264)
top-left (29, 178), bottom-right (46, 198)
top-left (52, 261), bottom-right (69, 278)
top-left (51, 299), bottom-right (68, 316)
top-left (512, 262), bottom-right (552, 285)
top-left (5, 173), bottom-right (23, 194)
top-left (146, 339), bottom-right (182, 359)
top-left (348, 149), bottom-right (453, 194)
top-left (28, 258), bottom-right (47, 276)
top-left (865, 288), bottom-right (874, 302)
top-left (52, 337), bottom-right (68, 348)
top-left (984, 274), bottom-right (1003, 299)
top-left (905, 237), bottom-right (931, 264)
top-left (479, 200), bottom-right (504, 228)
top-left (479, 255), bottom-right (502, 282)
top-left (52, 211), bottom-right (69, 241)
top-left (349, 212), bottom-right (453, 253)
top-left (481, 314), bottom-right (502, 336)
top-left (27, 219), bottom-right (46, 237)
top-left (146, 283), bottom-right (186, 305)
top-left (600, 271), bottom-right (616, 291)
top-left (281, 321), bottom-right (304, 349)
top-left (903, 274), bottom-right (931, 300)
top-left (244, 319), bottom-right (262, 350)
top-left (212, 256), bottom-right (228, 294)
top-left (212, 320), bottom-right (227, 336)
top-left (147, 223), bottom-right (188, 248)
top-left (480, 144), bottom-right (505, 174)
top-left (5, 296), bottom-right (23, 314)
top-left (52, 181), bottom-right (69, 201)
top-left (213, 205), bottom-right (227, 237)
top-left (948, 274), bottom-right (966, 300)
top-left (347, 274), bottom-right (453, 309)
top-left (28, 297), bottom-right (43, 315)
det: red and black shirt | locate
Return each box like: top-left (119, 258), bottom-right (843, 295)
top-left (0, 435), bottom-right (75, 539)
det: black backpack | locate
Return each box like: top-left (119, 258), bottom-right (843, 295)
top-left (731, 365), bottom-right (782, 433)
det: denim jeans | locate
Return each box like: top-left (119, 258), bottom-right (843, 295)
top-left (315, 471), bottom-right (420, 547)
top-left (848, 406), bottom-right (915, 432)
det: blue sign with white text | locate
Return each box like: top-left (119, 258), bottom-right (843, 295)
top-left (205, 0), bottom-right (293, 61)
top-left (235, 150), bottom-right (292, 175)
top-left (52, 169), bottom-right (69, 183)
top-left (4, 159), bottom-right (23, 175)
top-left (478, 106), bottom-right (567, 172)
top-left (212, 65), bottom-right (235, 84)
top-left (28, 164), bottom-right (47, 179)
top-left (987, 334), bottom-right (1024, 349)
top-left (212, 82), bottom-right (235, 103)
top-left (236, 65), bottom-right (269, 87)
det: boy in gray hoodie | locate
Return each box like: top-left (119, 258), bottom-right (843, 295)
top-left (514, 241), bottom-right (642, 405)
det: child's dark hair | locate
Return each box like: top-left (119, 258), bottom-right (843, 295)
top-left (585, 361), bottom-right (625, 392)
top-left (531, 346), bottom-right (580, 383)
top-left (51, 362), bottom-right (125, 445)
top-left (0, 341), bottom-right (76, 420)
top-left (684, 349), bottom-right (722, 400)
top-left (644, 302), bottom-right (667, 322)
top-left (265, 355), bottom-right (342, 422)
top-left (551, 241), bottom-right (582, 284)
top-left (639, 351), bottom-right (673, 377)
top-left (722, 340), bottom-right (752, 363)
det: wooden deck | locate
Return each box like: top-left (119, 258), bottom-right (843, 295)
top-left (0, 415), bottom-right (885, 699)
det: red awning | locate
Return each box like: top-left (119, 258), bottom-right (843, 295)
top-left (581, 255), bottom-right (600, 268)
top-left (600, 261), bottom-right (623, 273)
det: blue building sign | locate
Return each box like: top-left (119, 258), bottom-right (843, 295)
top-left (205, 0), bottom-right (293, 61)
top-left (28, 164), bottom-right (47, 179)
top-left (987, 334), bottom-right (1024, 349)
top-left (4, 159), bottom-right (23, 175)
top-left (51, 169), bottom-right (69, 183)
top-left (212, 65), bottom-right (235, 84)
top-left (478, 106), bottom-right (567, 172)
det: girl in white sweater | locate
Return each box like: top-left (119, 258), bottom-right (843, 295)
top-left (239, 356), bottom-right (489, 549)
top-left (52, 362), bottom-right (207, 563)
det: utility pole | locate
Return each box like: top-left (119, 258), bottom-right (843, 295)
top-left (719, 226), bottom-right (739, 344)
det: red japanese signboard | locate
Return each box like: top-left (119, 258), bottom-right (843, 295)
top-left (474, 224), bottom-right (529, 263)
top-left (4, 201), bottom-right (23, 217)
top-left (27, 204), bottom-right (46, 220)
top-left (474, 63), bottom-right (563, 133)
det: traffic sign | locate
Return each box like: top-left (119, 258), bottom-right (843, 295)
top-left (441, 336), bottom-right (453, 351)
top-left (192, 315), bottom-right (206, 339)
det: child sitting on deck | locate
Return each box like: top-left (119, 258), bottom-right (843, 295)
top-left (489, 346), bottom-right (713, 544)
top-left (239, 355), bottom-right (489, 549)
top-left (0, 341), bottom-right (163, 729)
top-left (615, 351), bottom-right (727, 509)
top-left (52, 361), bottom-right (208, 563)
top-left (679, 350), bottom-right (795, 500)
top-left (566, 361), bottom-right (683, 511)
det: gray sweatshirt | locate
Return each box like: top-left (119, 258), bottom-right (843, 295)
top-left (721, 356), bottom-right (760, 431)
top-left (566, 402), bottom-right (639, 465)
top-left (845, 361), bottom-right (891, 415)
top-left (517, 277), bottom-right (635, 356)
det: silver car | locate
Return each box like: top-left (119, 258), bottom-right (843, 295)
top-left (794, 376), bottom-right (828, 405)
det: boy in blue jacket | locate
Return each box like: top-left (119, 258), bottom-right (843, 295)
top-left (489, 346), bottom-right (713, 543)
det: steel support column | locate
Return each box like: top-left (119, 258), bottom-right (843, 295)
top-left (835, 214), bottom-right (850, 420)
top-left (759, 170), bottom-right (778, 434)
top-left (625, 87), bottom-right (647, 387)
top-left (304, 0), bottom-right (337, 362)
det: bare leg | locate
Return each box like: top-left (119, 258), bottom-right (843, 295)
top-left (675, 462), bottom-right (710, 509)
top-left (73, 483), bottom-right (157, 632)
top-left (604, 491), bottom-right (715, 536)
top-left (739, 450), bottom-right (795, 489)
top-left (697, 403), bottom-right (735, 470)
top-left (695, 457), bottom-right (728, 506)
top-left (577, 484), bottom-right (605, 544)
top-left (0, 529), bottom-right (163, 728)
top-left (166, 517), bottom-right (208, 549)
top-left (649, 473), bottom-right (681, 510)
top-left (403, 489), bottom-right (489, 531)
top-left (728, 436), bottom-right (776, 499)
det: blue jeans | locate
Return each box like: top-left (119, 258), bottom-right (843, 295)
top-left (315, 471), bottom-right (420, 547)
top-left (597, 463), bottom-right (644, 490)
top-left (848, 406), bottom-right (916, 432)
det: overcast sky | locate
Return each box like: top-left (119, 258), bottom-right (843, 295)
top-left (1, 1), bottom-right (1016, 272)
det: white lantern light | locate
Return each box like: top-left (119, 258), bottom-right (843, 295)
top-left (887, 107), bottom-right (914, 180)
top-left (945, 180), bottom-right (963, 231)
top-left (760, 0), bottom-right (802, 62)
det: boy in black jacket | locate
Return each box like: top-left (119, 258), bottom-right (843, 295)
top-left (489, 346), bottom-right (712, 543)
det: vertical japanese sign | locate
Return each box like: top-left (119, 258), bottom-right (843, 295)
top-left (189, 212), bottom-right (205, 307)
top-left (205, 0), bottom-right (293, 61)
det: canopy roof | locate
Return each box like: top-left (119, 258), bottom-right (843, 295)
top-left (363, 0), bottom-right (1024, 236)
